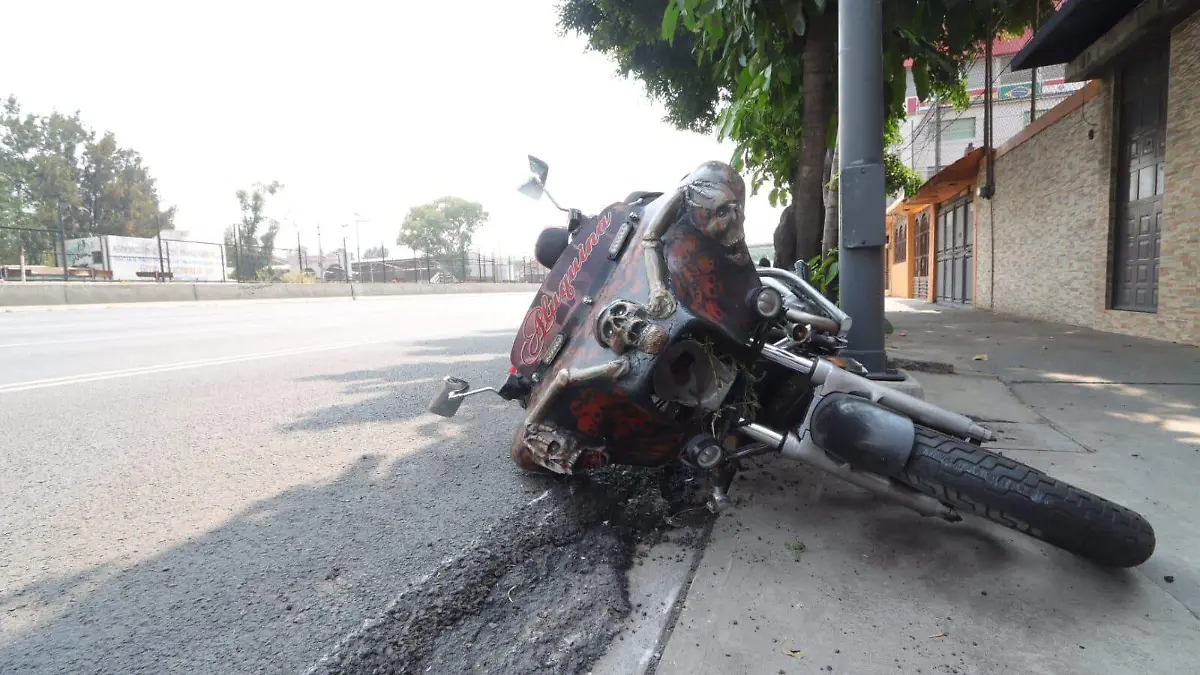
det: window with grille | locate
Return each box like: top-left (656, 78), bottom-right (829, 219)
top-left (939, 118), bottom-right (976, 141)
top-left (894, 218), bottom-right (907, 263)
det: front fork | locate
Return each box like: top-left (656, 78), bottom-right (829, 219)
top-left (707, 344), bottom-right (994, 521)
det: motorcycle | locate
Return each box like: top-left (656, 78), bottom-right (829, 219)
top-left (429, 156), bottom-right (1156, 569)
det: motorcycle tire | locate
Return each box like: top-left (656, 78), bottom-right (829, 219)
top-left (901, 426), bottom-right (1155, 568)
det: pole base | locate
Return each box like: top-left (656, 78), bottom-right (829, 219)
top-left (842, 348), bottom-right (901, 381)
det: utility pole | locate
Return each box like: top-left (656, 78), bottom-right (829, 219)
top-left (316, 221), bottom-right (324, 279)
top-left (57, 200), bottom-right (68, 281)
top-left (156, 213), bottom-right (166, 282)
top-left (341, 223), bottom-right (352, 282)
top-left (233, 216), bottom-right (243, 282)
top-left (837, 0), bottom-right (891, 378)
top-left (1030, 0), bottom-right (1041, 125)
top-left (933, 95), bottom-right (942, 174)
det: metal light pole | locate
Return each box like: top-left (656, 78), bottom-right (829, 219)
top-left (837, 0), bottom-right (891, 377)
top-left (353, 213), bottom-right (370, 282)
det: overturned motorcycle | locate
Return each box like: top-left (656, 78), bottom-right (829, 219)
top-left (430, 156), bottom-right (1155, 569)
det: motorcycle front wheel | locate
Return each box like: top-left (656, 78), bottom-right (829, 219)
top-left (900, 426), bottom-right (1156, 568)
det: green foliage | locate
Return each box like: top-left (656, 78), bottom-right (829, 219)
top-left (886, 151), bottom-right (924, 199)
top-left (557, 0), bottom-right (1051, 264)
top-left (675, 0), bottom-right (1048, 197)
top-left (786, 538), bottom-right (807, 561)
top-left (0, 95), bottom-right (174, 250)
top-left (363, 245), bottom-right (389, 259)
top-left (884, 117), bottom-right (924, 198)
top-left (398, 196), bottom-right (488, 258)
top-left (224, 181), bottom-right (283, 280)
top-left (807, 250), bottom-right (840, 302)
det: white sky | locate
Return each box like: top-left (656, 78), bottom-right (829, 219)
top-left (1, 0), bottom-right (783, 258)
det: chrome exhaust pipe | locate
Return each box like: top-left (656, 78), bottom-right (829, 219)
top-left (737, 422), bottom-right (960, 522)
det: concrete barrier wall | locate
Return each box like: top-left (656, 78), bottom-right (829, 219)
top-left (350, 282), bottom-right (540, 297)
top-left (64, 283), bottom-right (198, 305)
top-left (0, 283), bottom-right (69, 306)
top-left (0, 282), bottom-right (540, 307)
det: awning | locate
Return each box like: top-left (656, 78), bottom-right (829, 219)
top-left (889, 147), bottom-right (987, 214)
top-left (1010, 0), bottom-right (1142, 71)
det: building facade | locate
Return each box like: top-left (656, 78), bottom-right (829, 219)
top-left (886, 0), bottom-right (1199, 347)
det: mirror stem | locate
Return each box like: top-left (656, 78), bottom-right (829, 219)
top-left (543, 189), bottom-right (570, 213)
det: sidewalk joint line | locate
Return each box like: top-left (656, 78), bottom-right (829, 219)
top-left (643, 518), bottom-right (715, 675)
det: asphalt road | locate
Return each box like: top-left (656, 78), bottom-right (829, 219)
top-left (0, 293), bottom-right (551, 674)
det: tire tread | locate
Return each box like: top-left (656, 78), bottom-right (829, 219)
top-left (902, 427), bottom-right (1155, 567)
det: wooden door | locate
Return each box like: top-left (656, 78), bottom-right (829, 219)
top-left (1113, 44), bottom-right (1169, 312)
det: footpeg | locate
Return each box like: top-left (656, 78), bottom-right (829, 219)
top-left (428, 376), bottom-right (499, 418)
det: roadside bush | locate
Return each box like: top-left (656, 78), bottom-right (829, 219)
top-left (280, 270), bottom-right (317, 284)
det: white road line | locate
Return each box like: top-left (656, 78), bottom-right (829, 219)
top-left (0, 338), bottom-right (398, 394)
top-left (0, 326), bottom-right (234, 348)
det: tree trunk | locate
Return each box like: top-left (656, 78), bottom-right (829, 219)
top-left (787, 4), bottom-right (838, 269)
top-left (822, 143), bottom-right (839, 256)
top-left (772, 202), bottom-right (795, 269)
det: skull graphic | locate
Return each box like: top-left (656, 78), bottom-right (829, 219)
top-left (595, 300), bottom-right (668, 355)
top-left (683, 161), bottom-right (749, 262)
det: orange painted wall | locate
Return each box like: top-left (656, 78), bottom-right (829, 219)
top-left (887, 212), bottom-right (914, 298)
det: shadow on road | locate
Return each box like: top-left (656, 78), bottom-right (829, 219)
top-left (281, 333), bottom-right (516, 433)
top-left (0, 333), bottom-right (550, 675)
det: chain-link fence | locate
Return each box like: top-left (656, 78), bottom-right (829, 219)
top-left (0, 226), bottom-right (549, 285)
top-left (899, 33), bottom-right (1087, 181)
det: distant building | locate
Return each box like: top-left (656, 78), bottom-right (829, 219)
top-left (899, 33), bottom-right (1086, 181)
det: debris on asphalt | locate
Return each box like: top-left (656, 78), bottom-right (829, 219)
top-left (972, 354), bottom-right (989, 361)
top-left (784, 648), bottom-right (804, 658)
top-left (309, 464), bottom-right (712, 675)
top-left (928, 633), bottom-right (947, 639)
top-left (1165, 575), bottom-right (1175, 583)
top-left (786, 539), bottom-right (807, 561)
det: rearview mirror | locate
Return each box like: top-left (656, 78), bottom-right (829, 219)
top-left (518, 175), bottom-right (545, 200)
top-left (518, 155), bottom-right (550, 200)
top-left (427, 376), bottom-right (500, 418)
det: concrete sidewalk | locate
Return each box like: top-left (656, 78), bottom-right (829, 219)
top-left (652, 300), bottom-right (1200, 675)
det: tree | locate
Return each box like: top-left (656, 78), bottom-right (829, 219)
top-left (562, 1), bottom-right (1050, 268)
top-left (0, 95), bottom-right (174, 245)
top-left (398, 197), bottom-right (488, 258)
top-left (224, 181), bottom-right (283, 280)
top-left (364, 245), bottom-right (389, 259)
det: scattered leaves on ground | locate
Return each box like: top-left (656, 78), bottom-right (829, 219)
top-left (786, 539), bottom-right (806, 561)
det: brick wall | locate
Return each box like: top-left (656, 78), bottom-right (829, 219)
top-left (1159, 11), bottom-right (1200, 343)
top-left (975, 10), bottom-right (1200, 346)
